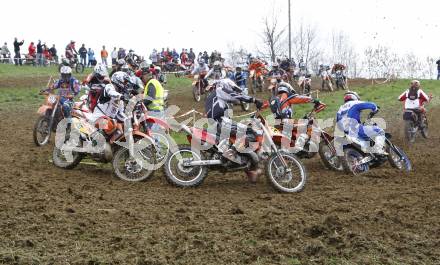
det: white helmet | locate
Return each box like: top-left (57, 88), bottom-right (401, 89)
top-left (60, 65), bottom-right (72, 74)
top-left (344, 91), bottom-right (360, 102)
top-left (60, 66), bottom-right (72, 81)
top-left (93, 64), bottom-right (108, 78)
top-left (213, 61), bottom-right (222, 67)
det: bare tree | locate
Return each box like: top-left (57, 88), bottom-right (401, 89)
top-left (292, 21), bottom-right (320, 69)
top-left (330, 31), bottom-right (360, 78)
top-left (258, 12), bottom-right (286, 63)
top-left (225, 42), bottom-right (248, 66)
top-left (424, 56), bottom-right (436, 79)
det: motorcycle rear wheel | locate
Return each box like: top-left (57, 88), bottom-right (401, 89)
top-left (33, 116), bottom-right (51, 146)
top-left (266, 152), bottom-right (307, 193)
top-left (164, 145), bottom-right (208, 187)
top-left (341, 147), bottom-right (369, 175)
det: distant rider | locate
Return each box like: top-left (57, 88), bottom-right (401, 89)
top-left (83, 64), bottom-right (111, 111)
top-left (398, 80), bottom-right (431, 123)
top-left (46, 66), bottom-right (81, 120)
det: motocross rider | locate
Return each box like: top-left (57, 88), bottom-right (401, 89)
top-left (336, 91), bottom-right (384, 153)
top-left (65, 40), bottom-right (78, 62)
top-left (205, 78), bottom-right (264, 183)
top-left (83, 64), bottom-right (111, 111)
top-left (89, 71), bottom-right (133, 124)
top-left (191, 58), bottom-right (210, 88)
top-left (46, 66), bottom-right (81, 121)
top-left (205, 60), bottom-right (225, 80)
top-left (398, 80), bottom-right (431, 123)
top-left (268, 80), bottom-right (324, 120)
top-left (267, 62), bottom-right (286, 81)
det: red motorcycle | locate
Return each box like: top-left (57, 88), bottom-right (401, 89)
top-left (164, 102), bottom-right (308, 193)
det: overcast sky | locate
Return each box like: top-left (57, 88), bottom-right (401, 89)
top-left (1, 0), bottom-right (439, 59)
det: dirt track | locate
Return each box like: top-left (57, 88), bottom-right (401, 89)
top-left (0, 80), bottom-right (439, 264)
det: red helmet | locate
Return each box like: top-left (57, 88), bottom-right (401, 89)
top-left (344, 91), bottom-right (360, 102)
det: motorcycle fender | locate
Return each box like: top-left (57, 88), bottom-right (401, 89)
top-left (38, 105), bottom-right (52, 115)
top-left (144, 117), bottom-right (170, 131)
top-left (403, 111), bottom-right (416, 121)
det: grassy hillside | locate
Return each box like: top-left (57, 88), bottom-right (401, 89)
top-left (0, 63), bottom-right (438, 119)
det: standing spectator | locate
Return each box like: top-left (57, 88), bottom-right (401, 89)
top-left (28, 42), bottom-right (36, 64)
top-left (117, 48), bottom-right (126, 59)
top-left (111, 47), bottom-right (118, 65)
top-left (42, 46), bottom-right (50, 66)
top-left (13, 38), bottom-right (24, 66)
top-left (100, 45), bottom-right (108, 66)
top-left (188, 48), bottom-right (196, 63)
top-left (49, 44), bottom-right (58, 63)
top-left (78, 44), bottom-right (87, 66)
top-left (202, 51), bottom-right (209, 64)
top-left (1, 42), bottom-right (10, 63)
top-left (436, 59), bottom-right (440, 80)
top-left (87, 48), bottom-right (95, 67)
top-left (36, 40), bottom-right (43, 66)
top-left (180, 48), bottom-right (188, 65)
top-left (150, 49), bottom-right (158, 65)
top-left (172, 48), bottom-right (179, 60)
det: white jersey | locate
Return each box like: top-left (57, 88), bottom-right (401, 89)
top-left (89, 84), bottom-right (124, 123)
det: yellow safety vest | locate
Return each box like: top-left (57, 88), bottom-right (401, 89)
top-left (144, 79), bottom-right (164, 111)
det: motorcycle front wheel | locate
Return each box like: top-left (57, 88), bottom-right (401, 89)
top-left (112, 143), bottom-right (156, 182)
top-left (164, 145), bottom-right (208, 187)
top-left (266, 152), bottom-right (307, 193)
top-left (318, 141), bottom-right (343, 171)
top-left (52, 147), bottom-right (83, 169)
top-left (404, 120), bottom-right (416, 143)
top-left (388, 146), bottom-right (412, 172)
top-left (193, 84), bottom-right (201, 102)
top-left (75, 63), bottom-right (84, 74)
top-left (33, 116), bottom-right (51, 146)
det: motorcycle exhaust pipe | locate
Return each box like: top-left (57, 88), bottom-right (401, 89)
top-left (185, 160), bottom-right (222, 166)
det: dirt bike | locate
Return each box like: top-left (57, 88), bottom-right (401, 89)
top-left (52, 98), bottom-right (157, 182)
top-left (33, 92), bottom-right (66, 146)
top-left (271, 105), bottom-right (343, 171)
top-left (249, 69), bottom-right (265, 94)
top-left (320, 71), bottom-right (334, 92)
top-left (297, 74), bottom-right (312, 95)
top-left (164, 102), bottom-right (308, 193)
top-left (335, 70), bottom-right (347, 90)
top-left (192, 74), bottom-right (208, 102)
top-left (59, 55), bottom-right (84, 73)
top-left (339, 111), bottom-right (411, 175)
top-left (403, 106), bottom-right (429, 143)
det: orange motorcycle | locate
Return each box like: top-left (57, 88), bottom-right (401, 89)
top-left (33, 92), bottom-right (64, 146)
top-left (52, 98), bottom-right (157, 182)
top-left (271, 106), bottom-right (343, 171)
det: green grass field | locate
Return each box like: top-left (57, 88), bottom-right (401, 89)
top-left (0, 63), bottom-right (438, 122)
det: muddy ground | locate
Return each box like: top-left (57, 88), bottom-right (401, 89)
top-left (0, 75), bottom-right (439, 265)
